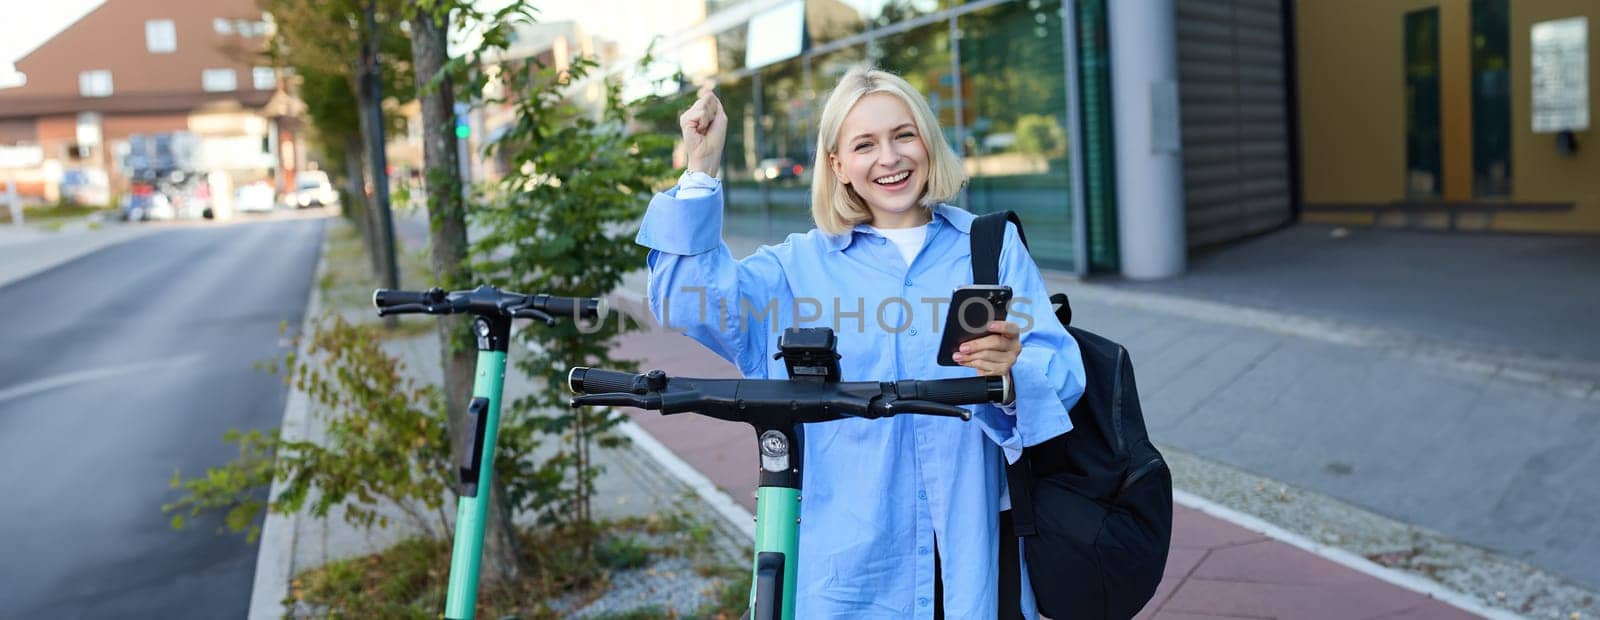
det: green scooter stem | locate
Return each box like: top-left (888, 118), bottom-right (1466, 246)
top-left (444, 348), bottom-right (507, 620)
top-left (751, 485), bottom-right (800, 619)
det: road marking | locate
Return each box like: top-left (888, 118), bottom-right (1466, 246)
top-left (0, 354), bottom-right (204, 404)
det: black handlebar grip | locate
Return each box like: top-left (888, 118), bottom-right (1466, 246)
top-left (900, 376), bottom-right (1006, 405)
top-left (373, 289), bottom-right (431, 308)
top-left (567, 367), bottom-right (643, 394)
top-left (535, 295), bottom-right (604, 320)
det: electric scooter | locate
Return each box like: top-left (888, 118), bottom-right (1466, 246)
top-left (373, 285), bottom-right (602, 620)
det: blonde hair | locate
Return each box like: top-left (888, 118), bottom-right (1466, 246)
top-left (811, 66), bottom-right (966, 235)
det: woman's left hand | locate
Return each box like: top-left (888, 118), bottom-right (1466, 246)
top-left (952, 320), bottom-right (1022, 378)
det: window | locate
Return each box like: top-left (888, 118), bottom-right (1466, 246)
top-left (757, 56), bottom-right (811, 236)
top-left (823, 0), bottom-right (955, 44)
top-left (202, 68), bottom-right (237, 92)
top-left (1471, 0), bottom-right (1511, 196)
top-left (961, 0), bottom-right (1077, 269)
top-left (78, 70), bottom-right (113, 97)
top-left (253, 66), bottom-right (276, 90)
top-left (215, 17), bottom-right (270, 37)
top-left (1404, 8), bottom-right (1442, 198)
top-left (76, 112), bottom-right (102, 147)
top-left (146, 19), bottom-right (176, 53)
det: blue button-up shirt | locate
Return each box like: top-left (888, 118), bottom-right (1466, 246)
top-left (636, 181), bottom-right (1086, 618)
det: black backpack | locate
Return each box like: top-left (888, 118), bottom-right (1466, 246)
top-left (971, 211), bottom-right (1173, 620)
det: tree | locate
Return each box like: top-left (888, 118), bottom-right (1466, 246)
top-left (263, 0), bottom-right (414, 279)
top-left (1015, 113), bottom-right (1067, 158)
top-left (402, 0), bottom-right (532, 583)
top-left (470, 53), bottom-right (685, 558)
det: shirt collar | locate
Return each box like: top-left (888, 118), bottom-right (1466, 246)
top-left (823, 204), bottom-right (974, 253)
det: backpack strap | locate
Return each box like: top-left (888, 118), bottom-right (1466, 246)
top-left (969, 211), bottom-right (1042, 541)
top-left (969, 211), bottom-right (1028, 286)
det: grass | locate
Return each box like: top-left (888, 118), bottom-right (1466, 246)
top-left (0, 202), bottom-right (113, 225)
top-left (318, 218), bottom-right (433, 315)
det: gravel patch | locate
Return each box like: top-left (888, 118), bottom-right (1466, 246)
top-left (554, 557), bottom-right (736, 618)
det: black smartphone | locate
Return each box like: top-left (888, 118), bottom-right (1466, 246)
top-left (936, 285), bottom-right (1013, 366)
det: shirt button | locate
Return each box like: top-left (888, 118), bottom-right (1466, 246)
top-left (918, 490), bottom-right (927, 500)
top-left (908, 328), bottom-right (918, 336)
top-left (904, 278), bottom-right (913, 286)
top-left (918, 546), bottom-right (930, 555)
top-left (918, 597), bottom-right (930, 607)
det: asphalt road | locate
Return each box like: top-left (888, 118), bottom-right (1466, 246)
top-left (0, 217), bottom-right (325, 617)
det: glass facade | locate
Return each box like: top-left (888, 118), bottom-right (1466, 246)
top-left (669, 0), bottom-right (1085, 271)
top-left (959, 0), bottom-right (1075, 268)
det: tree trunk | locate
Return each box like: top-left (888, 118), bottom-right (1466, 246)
top-left (411, 6), bottom-right (523, 583)
top-left (357, 0), bottom-right (398, 295)
top-left (342, 132), bottom-right (380, 274)
top-left (348, 85), bottom-right (385, 279)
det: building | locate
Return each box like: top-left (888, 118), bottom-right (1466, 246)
top-left (615, 0), bottom-right (1596, 277)
top-left (1296, 0), bottom-right (1599, 234)
top-left (0, 0), bottom-right (302, 204)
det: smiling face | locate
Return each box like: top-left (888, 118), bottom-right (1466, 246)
top-left (830, 92), bottom-right (932, 227)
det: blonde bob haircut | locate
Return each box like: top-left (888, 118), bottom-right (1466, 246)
top-left (811, 66), bottom-right (967, 235)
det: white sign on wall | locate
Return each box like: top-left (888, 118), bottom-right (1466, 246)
top-left (1531, 16), bottom-right (1590, 133)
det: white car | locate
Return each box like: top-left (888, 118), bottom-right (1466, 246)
top-left (292, 170), bottom-right (338, 208)
top-left (235, 182), bottom-right (277, 213)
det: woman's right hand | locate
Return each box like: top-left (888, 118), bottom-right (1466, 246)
top-left (680, 86), bottom-right (727, 176)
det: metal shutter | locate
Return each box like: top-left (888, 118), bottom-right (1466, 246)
top-left (1175, 0), bottom-right (1295, 247)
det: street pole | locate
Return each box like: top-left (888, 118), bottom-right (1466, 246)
top-left (363, 0), bottom-right (401, 307)
top-left (5, 175), bottom-right (21, 227)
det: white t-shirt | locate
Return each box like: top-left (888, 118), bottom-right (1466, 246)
top-left (867, 224), bottom-right (928, 266)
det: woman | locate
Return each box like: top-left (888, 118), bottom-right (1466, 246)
top-left (636, 66), bottom-right (1086, 618)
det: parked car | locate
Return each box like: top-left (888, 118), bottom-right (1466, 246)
top-left (292, 170), bottom-right (338, 208)
top-left (754, 158), bottom-right (803, 182)
top-left (235, 182), bottom-right (277, 213)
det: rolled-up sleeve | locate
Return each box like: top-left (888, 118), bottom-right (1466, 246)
top-left (636, 181), bottom-right (725, 256)
top-left (993, 222), bottom-right (1086, 463)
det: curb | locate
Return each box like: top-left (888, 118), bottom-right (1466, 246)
top-left (246, 224), bottom-right (329, 620)
top-left (614, 419), bottom-right (757, 541)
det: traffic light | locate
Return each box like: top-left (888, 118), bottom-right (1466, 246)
top-left (454, 114), bottom-right (470, 139)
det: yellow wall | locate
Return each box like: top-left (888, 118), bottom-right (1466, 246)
top-left (1500, 1), bottom-right (1600, 233)
top-left (1296, 0), bottom-right (1600, 233)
